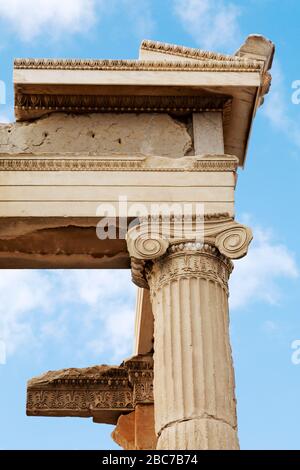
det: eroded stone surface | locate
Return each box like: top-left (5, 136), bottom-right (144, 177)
top-left (0, 217), bottom-right (130, 269)
top-left (0, 113), bottom-right (192, 157)
top-left (193, 112), bottom-right (224, 155)
top-left (112, 405), bottom-right (157, 450)
top-left (27, 354), bottom-right (154, 427)
top-left (27, 365), bottom-right (119, 387)
top-left (112, 412), bottom-right (136, 450)
top-left (135, 405), bottom-right (157, 450)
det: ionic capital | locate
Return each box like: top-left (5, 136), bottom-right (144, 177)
top-left (126, 225), bottom-right (169, 261)
top-left (213, 222), bottom-right (253, 259)
top-left (126, 215), bottom-right (252, 288)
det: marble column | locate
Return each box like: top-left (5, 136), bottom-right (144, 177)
top-left (148, 243), bottom-right (238, 449)
top-left (126, 216), bottom-right (252, 450)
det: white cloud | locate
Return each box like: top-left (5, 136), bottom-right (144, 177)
top-left (230, 225), bottom-right (298, 310)
top-left (263, 62), bottom-right (300, 148)
top-left (0, 271), bottom-right (52, 355)
top-left (0, 0), bottom-right (100, 41)
top-left (0, 0), bottom-right (155, 42)
top-left (1, 224), bottom-right (297, 364)
top-left (86, 305), bottom-right (135, 360)
top-left (173, 0), bottom-right (241, 51)
top-left (0, 269), bottom-right (136, 363)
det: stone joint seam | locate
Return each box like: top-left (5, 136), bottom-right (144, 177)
top-left (157, 414), bottom-right (237, 438)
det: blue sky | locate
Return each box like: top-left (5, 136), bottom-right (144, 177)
top-left (0, 0), bottom-right (300, 450)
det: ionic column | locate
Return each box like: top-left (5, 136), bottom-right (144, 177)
top-left (148, 243), bottom-right (238, 449)
top-left (126, 217), bottom-right (252, 450)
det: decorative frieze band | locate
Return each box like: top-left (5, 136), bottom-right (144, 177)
top-left (15, 93), bottom-right (230, 116)
top-left (27, 354), bottom-right (153, 424)
top-left (0, 158), bottom-right (143, 172)
top-left (27, 389), bottom-right (133, 416)
top-left (140, 40), bottom-right (246, 63)
top-left (146, 244), bottom-right (232, 294)
top-left (125, 355), bottom-right (154, 405)
top-left (0, 154), bottom-right (239, 172)
top-left (14, 58), bottom-right (262, 72)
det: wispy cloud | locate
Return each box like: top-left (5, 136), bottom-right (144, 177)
top-left (0, 270), bottom-right (136, 363)
top-left (173, 0), bottom-right (241, 51)
top-left (0, 0), bottom-right (154, 43)
top-left (0, 271), bottom-right (52, 356)
top-left (263, 61), bottom-right (300, 149)
top-left (1, 222), bottom-right (297, 365)
top-left (0, 0), bottom-right (100, 41)
top-left (230, 224), bottom-right (298, 310)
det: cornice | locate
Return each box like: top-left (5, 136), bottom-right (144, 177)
top-left (14, 58), bottom-right (262, 72)
top-left (14, 93), bottom-right (231, 118)
top-left (12, 38), bottom-right (272, 166)
top-left (27, 354), bottom-right (154, 422)
top-left (141, 40), bottom-right (248, 63)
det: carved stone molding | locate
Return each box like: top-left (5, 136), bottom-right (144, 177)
top-left (126, 215), bottom-right (252, 288)
top-left (147, 243), bottom-right (233, 295)
top-left (0, 154), bottom-right (239, 172)
top-left (130, 258), bottom-right (148, 289)
top-left (15, 93), bottom-right (230, 116)
top-left (0, 157), bottom-right (143, 172)
top-left (193, 155), bottom-right (239, 172)
top-left (140, 40), bottom-right (246, 63)
top-left (125, 355), bottom-right (154, 405)
top-left (14, 58), bottom-right (261, 72)
top-left (214, 225), bottom-right (253, 259)
top-left (27, 354), bottom-right (153, 425)
top-left (127, 228), bottom-right (170, 261)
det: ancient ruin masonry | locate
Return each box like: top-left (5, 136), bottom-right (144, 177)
top-left (0, 35), bottom-right (275, 449)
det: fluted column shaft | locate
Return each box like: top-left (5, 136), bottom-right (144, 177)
top-left (146, 243), bottom-right (239, 450)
